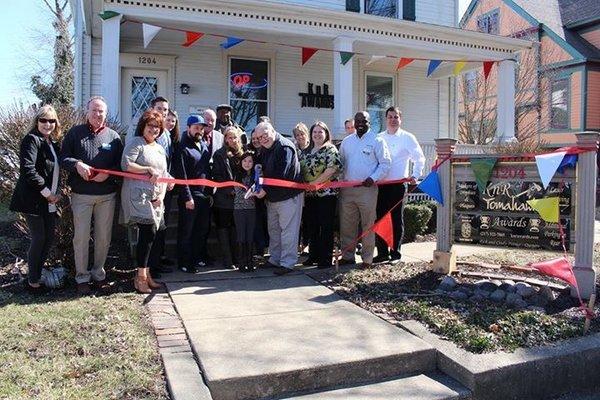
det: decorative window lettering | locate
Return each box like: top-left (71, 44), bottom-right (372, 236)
top-left (298, 83), bottom-right (335, 109)
top-left (229, 58), bottom-right (269, 129)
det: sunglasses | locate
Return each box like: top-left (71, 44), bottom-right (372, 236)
top-left (39, 118), bottom-right (57, 124)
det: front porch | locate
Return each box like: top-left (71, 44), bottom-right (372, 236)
top-left (85, 0), bottom-right (532, 140)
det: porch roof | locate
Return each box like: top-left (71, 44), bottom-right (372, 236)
top-left (85, 0), bottom-right (534, 62)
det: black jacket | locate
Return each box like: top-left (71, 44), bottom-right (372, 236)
top-left (211, 146), bottom-right (240, 209)
top-left (261, 133), bottom-right (302, 202)
top-left (10, 131), bottom-right (61, 215)
top-left (173, 131), bottom-right (212, 202)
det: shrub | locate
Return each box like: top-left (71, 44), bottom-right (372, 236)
top-left (417, 200), bottom-right (437, 234)
top-left (403, 203), bottom-right (433, 243)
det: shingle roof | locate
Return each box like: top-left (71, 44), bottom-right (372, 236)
top-left (558, 0), bottom-right (600, 27)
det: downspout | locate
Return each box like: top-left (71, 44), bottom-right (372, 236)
top-left (536, 23), bottom-right (543, 142)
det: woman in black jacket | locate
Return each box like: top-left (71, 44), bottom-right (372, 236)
top-left (10, 105), bottom-right (62, 294)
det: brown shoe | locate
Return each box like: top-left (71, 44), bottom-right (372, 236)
top-left (134, 276), bottom-right (151, 294)
top-left (146, 274), bottom-right (162, 290)
top-left (77, 282), bottom-right (91, 296)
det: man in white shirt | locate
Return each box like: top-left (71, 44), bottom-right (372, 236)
top-left (338, 111), bottom-right (391, 268)
top-left (373, 106), bottom-right (425, 264)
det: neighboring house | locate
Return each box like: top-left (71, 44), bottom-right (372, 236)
top-left (459, 0), bottom-right (600, 146)
top-left (68, 0), bottom-right (530, 143)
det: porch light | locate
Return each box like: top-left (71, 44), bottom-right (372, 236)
top-left (180, 83), bottom-right (190, 95)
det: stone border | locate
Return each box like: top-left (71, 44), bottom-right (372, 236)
top-left (145, 291), bottom-right (213, 400)
top-left (397, 319), bottom-right (600, 400)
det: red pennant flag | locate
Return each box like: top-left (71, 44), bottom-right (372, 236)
top-left (530, 257), bottom-right (578, 288)
top-left (302, 47), bottom-right (319, 65)
top-left (182, 31), bottom-right (204, 47)
top-left (396, 58), bottom-right (414, 70)
top-left (372, 212), bottom-right (394, 249)
top-left (483, 61), bottom-right (494, 80)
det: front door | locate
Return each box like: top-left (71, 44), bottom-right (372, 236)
top-left (121, 68), bottom-right (168, 136)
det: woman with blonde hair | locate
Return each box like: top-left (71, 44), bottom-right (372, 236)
top-left (211, 125), bottom-right (244, 269)
top-left (10, 105), bottom-right (62, 294)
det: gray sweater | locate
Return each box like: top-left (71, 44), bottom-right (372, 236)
top-left (60, 123), bottom-right (124, 195)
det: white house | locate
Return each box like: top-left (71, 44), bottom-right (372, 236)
top-left (68, 0), bottom-right (532, 141)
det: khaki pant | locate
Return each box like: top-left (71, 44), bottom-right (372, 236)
top-left (266, 193), bottom-right (303, 269)
top-left (339, 186), bottom-right (378, 263)
top-left (71, 193), bottom-right (116, 283)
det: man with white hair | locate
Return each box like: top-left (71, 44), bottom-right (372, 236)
top-left (254, 122), bottom-right (303, 275)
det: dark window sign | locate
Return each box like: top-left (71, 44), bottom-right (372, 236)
top-left (298, 82), bottom-right (334, 109)
top-left (454, 214), bottom-right (570, 251)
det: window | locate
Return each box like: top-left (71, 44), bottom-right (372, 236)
top-left (550, 78), bottom-right (569, 130)
top-left (465, 71), bottom-right (477, 101)
top-left (366, 74), bottom-right (394, 134)
top-left (229, 58), bottom-right (269, 131)
top-left (365, 0), bottom-right (398, 18)
top-left (477, 9), bottom-right (499, 34)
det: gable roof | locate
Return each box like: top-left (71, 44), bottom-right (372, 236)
top-left (558, 0), bottom-right (600, 28)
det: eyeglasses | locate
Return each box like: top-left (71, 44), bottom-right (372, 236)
top-left (147, 124), bottom-right (161, 130)
top-left (39, 118), bottom-right (56, 124)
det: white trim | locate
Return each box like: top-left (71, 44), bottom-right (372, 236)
top-left (363, 71), bottom-right (396, 132)
top-left (120, 52), bottom-right (176, 106)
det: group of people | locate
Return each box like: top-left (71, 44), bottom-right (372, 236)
top-left (10, 94), bottom-right (425, 295)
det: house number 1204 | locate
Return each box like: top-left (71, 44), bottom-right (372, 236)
top-left (138, 56), bottom-right (157, 64)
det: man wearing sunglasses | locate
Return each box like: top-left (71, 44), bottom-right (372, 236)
top-left (61, 96), bottom-right (124, 295)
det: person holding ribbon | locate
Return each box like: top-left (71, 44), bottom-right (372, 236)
top-left (10, 105), bottom-right (62, 294)
top-left (211, 126), bottom-right (244, 269)
top-left (338, 111), bottom-right (391, 269)
top-left (300, 121), bottom-right (342, 268)
top-left (120, 110), bottom-right (173, 293)
top-left (61, 96), bottom-right (124, 295)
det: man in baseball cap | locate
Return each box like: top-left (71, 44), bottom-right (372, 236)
top-left (173, 114), bottom-right (212, 273)
top-left (215, 104), bottom-right (245, 142)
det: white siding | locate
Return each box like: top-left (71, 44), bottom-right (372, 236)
top-left (416, 0), bottom-right (456, 27)
top-left (398, 66), bottom-right (440, 142)
top-left (90, 37), bottom-right (102, 98)
top-left (266, 0), bottom-right (346, 11)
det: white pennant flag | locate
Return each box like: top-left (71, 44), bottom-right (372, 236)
top-left (535, 151), bottom-right (566, 189)
top-left (143, 23), bottom-right (162, 48)
top-left (366, 55), bottom-right (385, 66)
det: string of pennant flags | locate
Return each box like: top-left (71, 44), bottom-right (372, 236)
top-left (99, 10), bottom-right (501, 79)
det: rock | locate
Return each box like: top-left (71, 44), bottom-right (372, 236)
top-left (475, 279), bottom-right (500, 292)
top-left (505, 292), bottom-right (523, 307)
top-left (514, 299), bottom-right (529, 310)
top-left (527, 306), bottom-right (546, 313)
top-left (528, 294), bottom-right (549, 307)
top-left (515, 282), bottom-right (536, 298)
top-left (438, 276), bottom-right (458, 291)
top-left (458, 285), bottom-right (474, 296)
top-left (450, 290), bottom-right (469, 300)
top-left (539, 286), bottom-right (557, 302)
top-left (500, 280), bottom-right (516, 293)
top-left (489, 289), bottom-right (506, 302)
top-left (469, 293), bottom-right (487, 303)
top-left (474, 289), bottom-right (490, 298)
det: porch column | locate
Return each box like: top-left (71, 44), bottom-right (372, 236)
top-left (434, 138), bottom-right (457, 253)
top-left (333, 36), bottom-right (354, 139)
top-left (101, 14), bottom-right (122, 120)
top-left (496, 59), bottom-right (516, 142)
top-left (572, 132), bottom-right (599, 299)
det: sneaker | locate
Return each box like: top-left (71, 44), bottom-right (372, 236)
top-left (390, 251), bottom-right (402, 264)
top-left (195, 260), bottom-right (207, 268)
top-left (373, 254), bottom-right (390, 264)
top-left (77, 282), bottom-right (92, 296)
top-left (302, 258), bottom-right (318, 266)
top-left (274, 267), bottom-right (293, 276)
top-left (355, 243), bottom-right (363, 255)
top-left (179, 265), bottom-right (198, 273)
top-left (92, 279), bottom-right (110, 292)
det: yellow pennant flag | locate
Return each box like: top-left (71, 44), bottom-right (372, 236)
top-left (527, 197), bottom-right (559, 223)
top-left (453, 61), bottom-right (466, 76)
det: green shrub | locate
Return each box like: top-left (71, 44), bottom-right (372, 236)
top-left (402, 203), bottom-right (433, 243)
top-left (417, 200), bottom-right (437, 234)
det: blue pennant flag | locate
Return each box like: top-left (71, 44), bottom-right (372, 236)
top-left (418, 170), bottom-right (443, 205)
top-left (221, 37), bottom-right (244, 49)
top-left (557, 154), bottom-right (577, 174)
top-left (427, 60), bottom-right (442, 77)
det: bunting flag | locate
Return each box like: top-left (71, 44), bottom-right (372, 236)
top-left (302, 47), bottom-right (319, 65)
top-left (527, 197), bottom-right (559, 223)
top-left (417, 170), bottom-right (443, 205)
top-left (142, 23), bottom-right (162, 48)
top-left (470, 158), bottom-right (497, 194)
top-left (535, 151), bottom-right (567, 189)
top-left (453, 61), bottom-right (466, 76)
top-left (221, 37), bottom-right (244, 49)
top-left (396, 58), bottom-right (414, 70)
top-left (427, 60), bottom-right (442, 77)
top-left (99, 10), bottom-right (120, 20)
top-left (366, 55), bottom-right (385, 66)
top-left (557, 154), bottom-right (578, 174)
top-left (483, 61), bottom-right (494, 80)
top-left (529, 257), bottom-right (578, 288)
top-left (182, 31), bottom-right (204, 47)
top-left (340, 51), bottom-right (354, 66)
top-left (372, 212), bottom-right (394, 249)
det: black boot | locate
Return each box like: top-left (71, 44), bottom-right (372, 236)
top-left (236, 243), bottom-right (248, 272)
top-left (246, 242), bottom-right (256, 272)
top-left (217, 228), bottom-right (235, 269)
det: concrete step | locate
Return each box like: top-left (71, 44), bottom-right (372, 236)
top-left (166, 274), bottom-right (437, 400)
top-left (280, 373), bottom-right (471, 400)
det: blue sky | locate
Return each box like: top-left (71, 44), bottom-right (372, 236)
top-left (0, 0), bottom-right (471, 108)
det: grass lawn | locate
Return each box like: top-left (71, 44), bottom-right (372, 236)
top-left (0, 291), bottom-right (168, 400)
